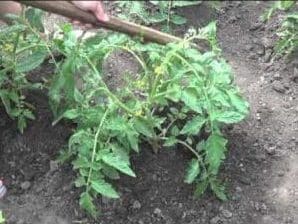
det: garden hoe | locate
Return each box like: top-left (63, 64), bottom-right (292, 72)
top-left (16, 1), bottom-right (208, 51)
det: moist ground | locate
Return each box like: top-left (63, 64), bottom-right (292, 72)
top-left (1, 1), bottom-right (298, 224)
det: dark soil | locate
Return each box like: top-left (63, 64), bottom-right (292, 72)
top-left (1, 1), bottom-right (298, 224)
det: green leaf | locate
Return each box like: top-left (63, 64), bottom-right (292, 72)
top-left (133, 117), bottom-right (154, 138)
top-left (74, 176), bottom-right (86, 187)
top-left (180, 116), bottom-right (206, 135)
top-left (166, 84), bottom-right (182, 102)
top-left (164, 136), bottom-right (178, 147)
top-left (194, 179), bottom-right (209, 197)
top-left (23, 109), bottom-right (35, 120)
top-left (0, 211), bottom-right (5, 223)
top-left (205, 134), bottom-right (227, 175)
top-left (72, 156), bottom-right (90, 169)
top-left (79, 192), bottom-right (98, 218)
top-left (210, 179), bottom-right (227, 201)
top-left (213, 111), bottom-right (245, 124)
top-left (91, 180), bottom-right (119, 198)
top-left (25, 8), bottom-right (44, 32)
top-left (0, 24), bottom-right (26, 39)
top-left (102, 152), bottom-right (136, 177)
top-left (181, 87), bottom-right (202, 113)
top-left (172, 1), bottom-right (202, 7)
top-left (170, 125), bottom-right (180, 136)
top-left (63, 109), bottom-right (80, 119)
top-left (17, 116), bottom-right (27, 133)
top-left (227, 91), bottom-right (249, 114)
top-left (16, 49), bottom-right (47, 73)
top-left (102, 165), bottom-right (120, 180)
top-left (279, 0), bottom-right (295, 10)
top-left (185, 159), bottom-right (200, 184)
top-left (126, 130), bottom-right (139, 152)
top-left (171, 15), bottom-right (187, 25)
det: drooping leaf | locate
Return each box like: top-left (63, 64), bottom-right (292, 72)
top-left (181, 87), bottom-right (202, 113)
top-left (133, 117), bottom-right (154, 138)
top-left (72, 156), bottom-right (91, 169)
top-left (210, 179), bottom-right (227, 201)
top-left (205, 134), bottom-right (227, 175)
top-left (227, 91), bottom-right (249, 114)
top-left (102, 152), bottom-right (136, 177)
top-left (171, 15), bottom-right (187, 25)
top-left (23, 109), bottom-right (35, 120)
top-left (126, 130), bottom-right (139, 152)
top-left (25, 8), bottom-right (44, 32)
top-left (163, 136), bottom-right (178, 147)
top-left (63, 109), bottom-right (80, 119)
top-left (80, 192), bottom-right (98, 218)
top-left (75, 176), bottom-right (86, 188)
top-left (102, 164), bottom-right (120, 180)
top-left (16, 49), bottom-right (47, 73)
top-left (213, 111), bottom-right (245, 124)
top-left (180, 116), bottom-right (206, 135)
top-left (185, 159), bottom-right (200, 184)
top-left (194, 179), bottom-right (209, 197)
top-left (91, 180), bottom-right (119, 199)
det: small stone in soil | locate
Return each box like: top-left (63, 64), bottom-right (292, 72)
top-left (154, 208), bottom-right (162, 217)
top-left (210, 216), bottom-right (222, 224)
top-left (273, 73), bottom-right (281, 80)
top-left (229, 15), bottom-right (237, 23)
top-left (272, 81), bottom-right (286, 94)
top-left (292, 68), bottom-right (298, 83)
top-left (239, 176), bottom-right (251, 185)
top-left (256, 45), bottom-right (265, 56)
top-left (221, 209), bottom-right (233, 219)
top-left (49, 160), bottom-right (59, 172)
top-left (265, 146), bottom-right (276, 155)
top-left (132, 200), bottom-right (141, 210)
top-left (21, 181), bottom-right (31, 190)
top-left (250, 22), bottom-right (262, 31)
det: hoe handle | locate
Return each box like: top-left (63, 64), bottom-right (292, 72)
top-left (17, 1), bottom-right (207, 51)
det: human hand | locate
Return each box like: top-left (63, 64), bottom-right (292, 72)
top-left (71, 1), bottom-right (109, 28)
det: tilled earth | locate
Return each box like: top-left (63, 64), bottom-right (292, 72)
top-left (1, 1), bottom-right (298, 224)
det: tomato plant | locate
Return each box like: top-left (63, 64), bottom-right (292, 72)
top-left (51, 22), bottom-right (248, 216)
top-left (0, 5), bottom-right (249, 218)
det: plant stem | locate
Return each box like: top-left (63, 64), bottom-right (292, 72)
top-left (86, 109), bottom-right (108, 191)
top-left (177, 139), bottom-right (201, 160)
top-left (84, 56), bottom-right (135, 115)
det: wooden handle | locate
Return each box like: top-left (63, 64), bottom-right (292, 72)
top-left (17, 1), bottom-right (207, 51)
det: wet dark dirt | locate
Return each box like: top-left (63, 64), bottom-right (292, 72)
top-left (1, 1), bottom-right (298, 224)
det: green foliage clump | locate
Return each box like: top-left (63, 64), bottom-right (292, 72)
top-left (52, 22), bottom-right (248, 216)
top-left (0, 211), bottom-right (5, 224)
top-left (275, 13), bottom-right (298, 55)
top-left (0, 6), bottom-right (248, 218)
top-left (262, 0), bottom-right (296, 21)
top-left (263, 0), bottom-right (298, 56)
top-left (0, 8), bottom-right (46, 132)
top-left (115, 1), bottom-right (220, 32)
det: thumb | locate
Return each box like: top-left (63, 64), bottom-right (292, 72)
top-left (93, 2), bottom-right (109, 22)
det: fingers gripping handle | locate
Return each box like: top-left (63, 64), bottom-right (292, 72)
top-left (16, 1), bottom-right (184, 45)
